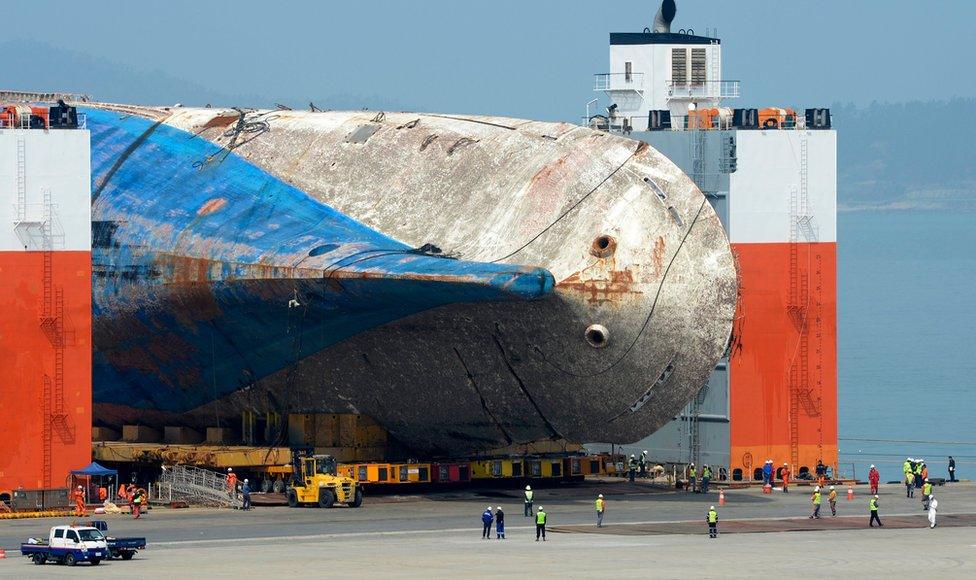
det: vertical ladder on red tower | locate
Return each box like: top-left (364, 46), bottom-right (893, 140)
top-left (787, 132), bottom-right (822, 469)
top-left (37, 187), bottom-right (73, 485)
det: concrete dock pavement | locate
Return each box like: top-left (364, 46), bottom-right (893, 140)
top-left (0, 482), bottom-right (973, 577)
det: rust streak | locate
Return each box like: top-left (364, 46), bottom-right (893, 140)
top-left (557, 269), bottom-right (642, 305)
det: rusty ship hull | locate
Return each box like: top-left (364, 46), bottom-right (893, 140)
top-left (84, 103), bottom-right (737, 457)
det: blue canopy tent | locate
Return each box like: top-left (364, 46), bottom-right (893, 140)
top-left (71, 462), bottom-right (117, 477)
top-left (68, 462), bottom-right (118, 503)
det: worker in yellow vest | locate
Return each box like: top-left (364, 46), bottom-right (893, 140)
top-left (688, 463), bottom-right (697, 493)
top-left (706, 505), bottom-right (719, 538)
top-left (524, 485), bottom-right (534, 517)
top-left (869, 495), bottom-right (883, 527)
top-left (535, 506), bottom-right (547, 541)
top-left (809, 486), bottom-right (822, 519)
top-left (595, 494), bottom-right (605, 527)
top-left (922, 479), bottom-right (933, 511)
top-left (828, 486), bottom-right (838, 516)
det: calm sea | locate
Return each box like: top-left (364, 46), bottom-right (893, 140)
top-left (838, 209), bottom-right (976, 481)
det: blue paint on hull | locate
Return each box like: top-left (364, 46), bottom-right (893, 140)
top-left (83, 107), bottom-right (553, 413)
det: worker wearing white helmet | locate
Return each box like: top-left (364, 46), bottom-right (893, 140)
top-left (868, 464), bottom-right (880, 494)
top-left (707, 505), bottom-right (719, 538)
top-left (524, 485), bottom-right (534, 517)
top-left (241, 478), bottom-right (252, 510)
top-left (810, 486), bottom-right (822, 519)
top-left (928, 494), bottom-right (938, 528)
top-left (595, 493), bottom-right (606, 527)
top-left (828, 485), bottom-right (838, 516)
top-left (226, 468), bottom-right (238, 500)
top-left (535, 506), bottom-right (547, 541)
top-left (870, 494), bottom-right (882, 527)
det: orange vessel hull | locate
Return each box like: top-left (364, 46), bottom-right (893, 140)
top-left (0, 251), bottom-right (92, 491)
top-left (728, 242), bottom-right (837, 479)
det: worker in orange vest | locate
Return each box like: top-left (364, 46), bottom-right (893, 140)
top-left (781, 463), bottom-right (791, 493)
top-left (227, 468), bottom-right (238, 499)
top-left (97, 486), bottom-right (108, 503)
top-left (72, 485), bottom-right (87, 516)
top-left (117, 484), bottom-right (129, 503)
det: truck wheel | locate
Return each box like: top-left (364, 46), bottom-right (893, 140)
top-left (287, 489), bottom-right (299, 508)
top-left (64, 553), bottom-right (77, 566)
top-left (121, 551), bottom-right (134, 561)
top-left (32, 554), bottom-right (45, 565)
top-left (272, 479), bottom-right (286, 494)
top-left (318, 488), bottom-right (335, 508)
top-left (91, 558), bottom-right (102, 566)
top-left (350, 488), bottom-right (364, 508)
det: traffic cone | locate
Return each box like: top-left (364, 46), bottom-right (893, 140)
top-left (719, 490), bottom-right (727, 506)
top-left (847, 487), bottom-right (855, 501)
top-left (0, 547), bottom-right (6, 559)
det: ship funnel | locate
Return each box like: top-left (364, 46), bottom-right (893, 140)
top-left (653, 0), bottom-right (677, 33)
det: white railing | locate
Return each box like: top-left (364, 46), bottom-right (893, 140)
top-left (666, 80), bottom-right (740, 100)
top-left (594, 72), bottom-right (645, 92)
top-left (157, 465), bottom-right (242, 508)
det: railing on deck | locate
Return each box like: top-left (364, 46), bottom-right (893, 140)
top-left (0, 112), bottom-right (87, 130)
top-left (666, 80), bottom-right (740, 99)
top-left (593, 72), bottom-right (645, 92)
top-left (585, 113), bottom-right (806, 133)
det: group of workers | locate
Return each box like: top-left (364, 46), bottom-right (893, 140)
top-left (481, 506), bottom-right (507, 539)
top-left (226, 467), bottom-right (252, 510)
top-left (70, 481), bottom-right (145, 518)
top-left (495, 457), bottom-right (955, 540)
top-left (686, 463), bottom-right (714, 493)
top-left (479, 492), bottom-right (549, 540)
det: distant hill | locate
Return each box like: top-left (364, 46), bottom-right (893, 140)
top-left (833, 99), bottom-right (976, 211)
top-left (0, 40), bottom-right (411, 113)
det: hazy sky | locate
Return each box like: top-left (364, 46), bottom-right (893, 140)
top-left (6, 0), bottom-right (973, 121)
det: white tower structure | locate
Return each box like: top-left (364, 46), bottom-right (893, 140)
top-left (587, 1), bottom-right (839, 482)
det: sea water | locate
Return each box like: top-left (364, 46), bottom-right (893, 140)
top-left (838, 209), bottom-right (976, 481)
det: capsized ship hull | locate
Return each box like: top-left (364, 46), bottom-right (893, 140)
top-left (85, 103), bottom-right (737, 456)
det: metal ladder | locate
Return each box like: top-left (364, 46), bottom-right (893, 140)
top-left (15, 137), bottom-right (26, 225)
top-left (157, 465), bottom-right (243, 508)
top-left (709, 37), bottom-right (721, 99)
top-left (786, 133), bottom-right (821, 468)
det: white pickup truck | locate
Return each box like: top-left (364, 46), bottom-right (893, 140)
top-left (20, 525), bottom-right (109, 566)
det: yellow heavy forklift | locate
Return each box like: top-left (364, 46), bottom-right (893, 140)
top-left (287, 449), bottom-right (363, 508)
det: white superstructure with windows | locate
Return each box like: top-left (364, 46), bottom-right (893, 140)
top-left (594, 31), bottom-right (737, 130)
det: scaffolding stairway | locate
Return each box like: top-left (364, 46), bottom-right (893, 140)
top-left (157, 465), bottom-right (243, 508)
